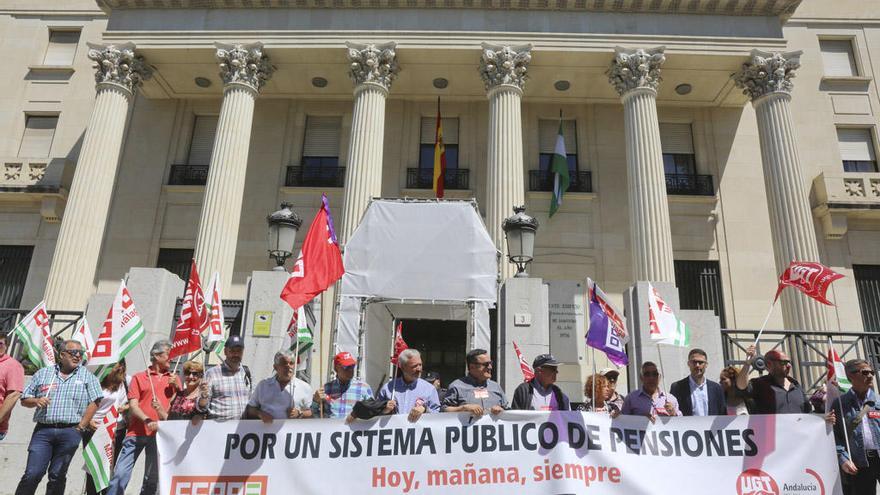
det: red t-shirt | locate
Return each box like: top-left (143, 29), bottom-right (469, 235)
top-left (127, 367), bottom-right (176, 437)
top-left (0, 355), bottom-right (24, 433)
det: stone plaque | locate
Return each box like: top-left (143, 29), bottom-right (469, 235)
top-left (547, 280), bottom-right (586, 364)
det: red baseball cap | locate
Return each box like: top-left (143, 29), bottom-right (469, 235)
top-left (334, 352), bottom-right (356, 367)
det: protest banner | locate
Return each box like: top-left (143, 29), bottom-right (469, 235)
top-left (158, 412), bottom-right (840, 495)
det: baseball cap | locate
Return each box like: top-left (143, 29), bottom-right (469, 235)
top-left (532, 354), bottom-right (561, 369)
top-left (424, 371), bottom-right (440, 383)
top-left (599, 367), bottom-right (620, 379)
top-left (224, 335), bottom-right (245, 349)
top-left (334, 351), bottom-right (356, 367)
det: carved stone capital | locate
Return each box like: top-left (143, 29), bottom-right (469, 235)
top-left (87, 42), bottom-right (151, 95)
top-left (345, 42), bottom-right (399, 91)
top-left (733, 49), bottom-right (802, 101)
top-left (478, 43), bottom-right (532, 92)
top-left (216, 42), bottom-right (274, 93)
top-left (607, 46), bottom-right (666, 96)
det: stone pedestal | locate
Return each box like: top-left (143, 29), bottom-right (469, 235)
top-left (241, 270), bottom-right (296, 384)
top-left (44, 43), bottom-right (150, 311)
top-left (498, 276), bottom-right (549, 392)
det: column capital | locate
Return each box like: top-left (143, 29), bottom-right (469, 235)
top-left (345, 42), bottom-right (400, 91)
top-left (733, 49), bottom-right (802, 102)
top-left (215, 42), bottom-right (274, 93)
top-left (87, 42), bottom-right (152, 95)
top-left (479, 43), bottom-right (532, 92)
top-left (607, 46), bottom-right (666, 97)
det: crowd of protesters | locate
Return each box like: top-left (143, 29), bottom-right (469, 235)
top-left (2, 331), bottom-right (878, 495)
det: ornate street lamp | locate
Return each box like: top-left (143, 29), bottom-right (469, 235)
top-left (266, 202), bottom-right (302, 271)
top-left (502, 205), bottom-right (539, 278)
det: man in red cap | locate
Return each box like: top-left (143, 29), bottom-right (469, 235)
top-left (312, 352), bottom-right (374, 420)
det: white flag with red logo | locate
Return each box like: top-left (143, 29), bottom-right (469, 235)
top-left (512, 341), bottom-right (534, 382)
top-left (205, 272), bottom-right (225, 344)
top-left (774, 261), bottom-right (843, 306)
top-left (170, 260), bottom-right (207, 359)
top-left (83, 405), bottom-right (120, 492)
top-left (12, 301), bottom-right (55, 368)
top-left (647, 283), bottom-right (691, 347)
top-left (88, 281), bottom-right (146, 379)
top-left (72, 318), bottom-right (96, 362)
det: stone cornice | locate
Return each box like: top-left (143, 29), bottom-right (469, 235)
top-left (607, 46), bottom-right (665, 96)
top-left (346, 42), bottom-right (399, 90)
top-left (479, 43), bottom-right (532, 92)
top-left (87, 42), bottom-right (151, 94)
top-left (733, 49), bottom-right (802, 101)
top-left (216, 42), bottom-right (274, 92)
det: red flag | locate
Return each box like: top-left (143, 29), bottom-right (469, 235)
top-left (773, 261), bottom-right (843, 306)
top-left (512, 341), bottom-right (534, 382)
top-left (280, 194), bottom-right (344, 310)
top-left (170, 260), bottom-right (207, 359)
top-left (390, 322), bottom-right (409, 366)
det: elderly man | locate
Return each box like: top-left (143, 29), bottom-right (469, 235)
top-left (312, 351), bottom-right (373, 420)
top-left (0, 332), bottom-right (24, 441)
top-left (247, 350), bottom-right (313, 421)
top-left (378, 349), bottom-right (440, 421)
top-left (198, 335), bottom-right (252, 420)
top-left (16, 340), bottom-right (101, 495)
top-left (831, 359), bottom-right (880, 495)
top-left (621, 361), bottom-right (681, 420)
top-left (108, 340), bottom-right (179, 495)
top-left (670, 348), bottom-right (726, 416)
top-left (443, 349), bottom-right (507, 416)
top-left (511, 354), bottom-right (571, 411)
top-left (735, 345), bottom-right (810, 414)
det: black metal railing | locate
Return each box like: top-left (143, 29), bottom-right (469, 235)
top-left (721, 329), bottom-right (880, 394)
top-left (528, 170), bottom-right (592, 193)
top-left (665, 173), bottom-right (714, 196)
top-left (168, 164), bottom-right (209, 186)
top-left (406, 168), bottom-right (470, 190)
top-left (0, 308), bottom-right (83, 371)
top-left (285, 166), bottom-right (346, 188)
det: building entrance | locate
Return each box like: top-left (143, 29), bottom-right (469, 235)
top-left (400, 318), bottom-right (466, 388)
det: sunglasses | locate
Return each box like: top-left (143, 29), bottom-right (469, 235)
top-left (185, 371), bottom-right (203, 377)
top-left (643, 371), bottom-right (660, 377)
top-left (340, 365), bottom-right (355, 371)
top-left (62, 349), bottom-right (85, 358)
top-left (769, 359), bottom-right (792, 366)
top-left (858, 370), bottom-right (875, 377)
top-left (474, 361), bottom-right (493, 368)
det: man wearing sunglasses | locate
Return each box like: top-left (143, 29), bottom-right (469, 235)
top-left (312, 351), bottom-right (374, 420)
top-left (621, 361), bottom-right (681, 421)
top-left (442, 349), bottom-right (507, 417)
top-left (510, 354), bottom-right (571, 411)
top-left (735, 344), bottom-right (810, 414)
top-left (831, 359), bottom-right (880, 494)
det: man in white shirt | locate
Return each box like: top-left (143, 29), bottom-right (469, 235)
top-left (246, 350), bottom-right (313, 421)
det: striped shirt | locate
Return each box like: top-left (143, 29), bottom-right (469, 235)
top-left (22, 365), bottom-right (102, 424)
top-left (201, 362), bottom-right (251, 420)
top-left (311, 379), bottom-right (374, 418)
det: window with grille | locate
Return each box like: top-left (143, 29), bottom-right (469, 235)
top-left (820, 39), bottom-right (859, 77)
top-left (302, 116), bottom-right (342, 169)
top-left (419, 117), bottom-right (459, 169)
top-left (837, 128), bottom-right (878, 173)
top-left (0, 246), bottom-right (34, 309)
top-left (674, 260), bottom-right (726, 328)
top-left (855, 265), bottom-right (880, 332)
top-left (18, 115), bottom-right (58, 158)
top-left (187, 116), bottom-right (218, 165)
top-left (43, 30), bottom-right (80, 66)
top-left (537, 119), bottom-right (577, 172)
top-left (156, 249), bottom-right (194, 282)
top-left (660, 123), bottom-right (696, 175)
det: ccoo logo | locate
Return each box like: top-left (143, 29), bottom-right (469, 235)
top-left (736, 469), bottom-right (779, 495)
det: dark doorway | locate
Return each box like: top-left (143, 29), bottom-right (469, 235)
top-left (400, 319), bottom-right (466, 388)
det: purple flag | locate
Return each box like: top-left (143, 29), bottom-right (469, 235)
top-left (586, 278), bottom-right (629, 366)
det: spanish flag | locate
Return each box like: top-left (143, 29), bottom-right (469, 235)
top-left (432, 97), bottom-right (446, 198)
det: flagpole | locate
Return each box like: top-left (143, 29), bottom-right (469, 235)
top-left (591, 347), bottom-right (597, 412)
top-left (291, 327), bottom-right (302, 412)
top-left (656, 343), bottom-right (667, 396)
top-left (752, 299), bottom-right (778, 348)
top-left (137, 341), bottom-right (158, 400)
top-left (828, 337), bottom-right (853, 461)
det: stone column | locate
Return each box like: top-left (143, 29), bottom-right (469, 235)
top-left (734, 50), bottom-right (828, 331)
top-left (193, 43), bottom-right (273, 292)
top-left (607, 46), bottom-right (676, 284)
top-left (338, 42), bottom-right (399, 245)
top-left (479, 43), bottom-right (531, 281)
top-left (44, 43), bottom-right (151, 311)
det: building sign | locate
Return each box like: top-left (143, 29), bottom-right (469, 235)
top-left (252, 311), bottom-right (273, 337)
top-left (547, 281), bottom-right (586, 363)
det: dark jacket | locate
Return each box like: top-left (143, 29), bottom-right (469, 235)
top-left (737, 374), bottom-right (810, 414)
top-left (669, 376), bottom-right (727, 416)
top-left (510, 379), bottom-right (571, 411)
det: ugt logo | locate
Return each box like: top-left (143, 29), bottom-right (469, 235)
top-left (736, 469), bottom-right (779, 495)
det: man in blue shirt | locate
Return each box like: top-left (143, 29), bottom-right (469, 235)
top-left (831, 358), bottom-right (880, 495)
top-left (378, 349), bottom-right (440, 422)
top-left (313, 351), bottom-right (374, 420)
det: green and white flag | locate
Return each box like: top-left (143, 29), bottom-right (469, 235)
top-left (549, 118), bottom-right (571, 218)
top-left (83, 405), bottom-right (120, 492)
top-left (88, 281), bottom-right (146, 380)
top-left (647, 283), bottom-right (691, 347)
top-left (13, 301), bottom-right (56, 368)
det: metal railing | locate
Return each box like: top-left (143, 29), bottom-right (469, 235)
top-left (721, 329), bottom-right (880, 394)
top-left (0, 308), bottom-right (83, 371)
top-left (665, 173), bottom-right (714, 196)
top-left (285, 165), bottom-right (346, 188)
top-left (528, 170), bottom-right (593, 193)
top-left (406, 168), bottom-right (470, 190)
top-left (168, 164), bottom-right (209, 185)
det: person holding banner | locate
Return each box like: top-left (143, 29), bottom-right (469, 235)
top-left (621, 362), bottom-right (680, 420)
top-left (442, 349), bottom-right (507, 416)
top-left (830, 359), bottom-right (880, 495)
top-left (198, 335), bottom-right (252, 420)
top-left (510, 354), bottom-right (571, 411)
top-left (0, 332), bottom-right (24, 441)
top-left (577, 374), bottom-right (616, 414)
top-left (378, 349), bottom-right (440, 421)
top-left (312, 351), bottom-right (373, 419)
top-left (16, 340), bottom-right (102, 495)
top-left (599, 368), bottom-right (624, 412)
top-left (107, 340), bottom-right (179, 495)
top-left (168, 361), bottom-right (204, 421)
top-left (246, 350), bottom-right (313, 421)
top-left (735, 345), bottom-right (810, 414)
top-left (669, 349), bottom-right (726, 416)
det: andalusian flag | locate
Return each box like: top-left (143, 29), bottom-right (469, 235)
top-left (12, 302), bottom-right (55, 368)
top-left (549, 116), bottom-right (570, 217)
top-left (825, 341), bottom-right (851, 413)
top-left (647, 283), bottom-right (691, 347)
top-left (88, 281), bottom-right (146, 379)
top-left (83, 405), bottom-right (120, 492)
top-left (432, 97), bottom-right (446, 199)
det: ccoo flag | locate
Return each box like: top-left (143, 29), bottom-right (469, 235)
top-left (12, 302), bottom-right (55, 368)
top-left (549, 115), bottom-right (570, 218)
top-left (774, 261), bottom-right (843, 306)
top-left (170, 260), bottom-right (207, 359)
top-left (72, 318), bottom-right (96, 362)
top-left (586, 278), bottom-right (629, 366)
top-left (89, 281), bottom-right (146, 380)
top-left (205, 272), bottom-right (225, 344)
top-left (83, 405), bottom-right (120, 492)
top-left (647, 283), bottom-right (691, 347)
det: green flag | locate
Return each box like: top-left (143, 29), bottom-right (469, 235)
top-left (549, 119), bottom-right (570, 217)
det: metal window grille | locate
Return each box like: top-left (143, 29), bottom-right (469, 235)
top-left (674, 260), bottom-right (726, 328)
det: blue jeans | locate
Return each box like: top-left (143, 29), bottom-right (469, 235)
top-left (15, 424), bottom-right (82, 495)
top-left (107, 435), bottom-right (158, 495)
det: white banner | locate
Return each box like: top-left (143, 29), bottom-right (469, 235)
top-left (158, 412), bottom-right (841, 495)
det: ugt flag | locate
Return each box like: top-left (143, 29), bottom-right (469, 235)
top-left (83, 405), bottom-right (120, 492)
top-left (774, 261), bottom-right (843, 306)
top-left (72, 318), bottom-right (96, 362)
top-left (647, 283), bottom-right (691, 347)
top-left (170, 260), bottom-right (207, 359)
top-left (825, 341), bottom-right (851, 414)
top-left (512, 341), bottom-right (534, 382)
top-left (280, 193), bottom-right (344, 310)
top-left (586, 278), bottom-right (629, 366)
top-left (13, 302), bottom-right (55, 368)
top-left (89, 281), bottom-right (146, 380)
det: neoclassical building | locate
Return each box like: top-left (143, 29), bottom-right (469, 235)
top-left (1, 0), bottom-right (879, 382)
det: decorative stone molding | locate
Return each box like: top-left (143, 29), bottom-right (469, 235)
top-left (345, 42), bottom-right (399, 90)
top-left (479, 43), bottom-right (532, 92)
top-left (733, 49), bottom-right (802, 101)
top-left (607, 46), bottom-right (666, 96)
top-left (216, 42), bottom-right (274, 92)
top-left (87, 42), bottom-right (151, 94)
top-left (812, 171), bottom-right (880, 239)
